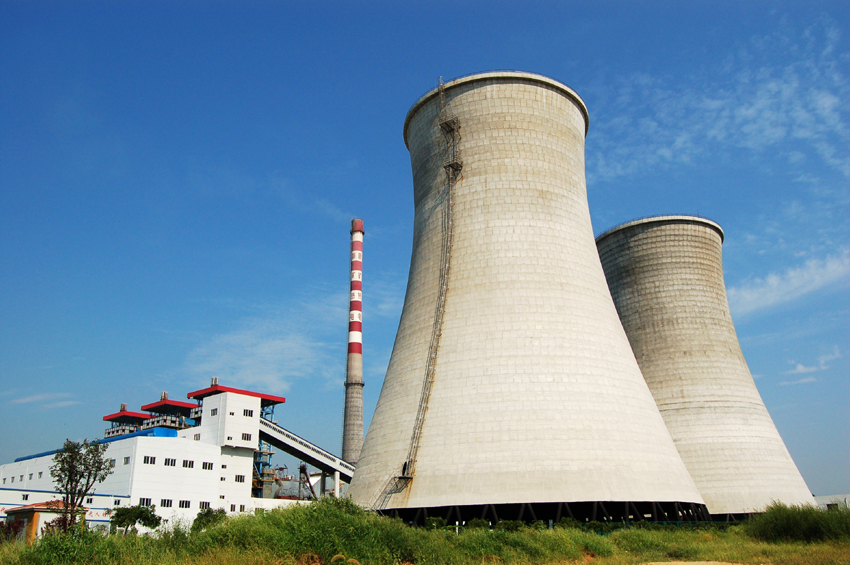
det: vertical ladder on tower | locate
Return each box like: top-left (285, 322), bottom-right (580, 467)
top-left (371, 78), bottom-right (462, 510)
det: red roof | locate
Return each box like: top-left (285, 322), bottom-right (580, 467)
top-left (186, 385), bottom-right (285, 406)
top-left (103, 410), bottom-right (151, 422)
top-left (6, 500), bottom-right (86, 514)
top-left (140, 398), bottom-right (197, 413)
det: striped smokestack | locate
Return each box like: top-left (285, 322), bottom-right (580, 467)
top-left (342, 218), bottom-right (365, 464)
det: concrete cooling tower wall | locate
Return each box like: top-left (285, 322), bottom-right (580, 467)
top-left (349, 72), bottom-right (707, 525)
top-left (596, 216), bottom-right (813, 517)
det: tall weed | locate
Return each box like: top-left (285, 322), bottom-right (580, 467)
top-left (745, 502), bottom-right (850, 542)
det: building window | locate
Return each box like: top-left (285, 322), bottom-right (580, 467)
top-left (235, 475), bottom-right (245, 483)
top-left (243, 409), bottom-right (253, 417)
top-left (38, 472), bottom-right (43, 479)
top-left (210, 408), bottom-right (218, 416)
top-left (219, 495), bottom-right (225, 499)
top-left (183, 460), bottom-right (194, 469)
top-left (139, 498), bottom-right (152, 507)
top-left (108, 459), bottom-right (116, 468)
top-left (22, 494), bottom-right (29, 501)
top-left (124, 456), bottom-right (130, 465)
top-left (28, 473), bottom-right (33, 480)
top-left (161, 499), bottom-right (172, 508)
top-left (10, 477), bottom-right (14, 483)
top-left (194, 433), bottom-right (201, 441)
top-left (179, 500), bottom-right (191, 509)
top-left (230, 504), bottom-right (236, 512)
top-left (241, 433), bottom-right (252, 441)
top-left (221, 464), bottom-right (227, 469)
top-left (199, 501), bottom-right (210, 510)
top-left (229, 412), bottom-right (234, 416)
top-left (86, 497), bottom-right (93, 504)
top-left (2, 478), bottom-right (6, 484)
top-left (220, 477), bottom-right (226, 481)
top-left (114, 500), bottom-right (121, 506)
top-left (19, 475), bottom-right (23, 481)
top-left (143, 456), bottom-right (156, 465)
top-left (202, 462), bottom-right (213, 470)
top-left (239, 505), bottom-right (245, 512)
top-left (164, 458), bottom-right (176, 467)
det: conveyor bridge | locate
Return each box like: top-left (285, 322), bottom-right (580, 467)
top-left (259, 418), bottom-right (355, 483)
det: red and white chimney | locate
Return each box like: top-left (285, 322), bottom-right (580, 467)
top-left (342, 219), bottom-right (365, 464)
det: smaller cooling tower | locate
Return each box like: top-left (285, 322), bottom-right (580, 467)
top-left (596, 216), bottom-right (813, 517)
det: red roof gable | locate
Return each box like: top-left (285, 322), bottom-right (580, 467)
top-left (6, 500), bottom-right (87, 514)
top-left (186, 385), bottom-right (285, 406)
top-left (103, 410), bottom-right (151, 422)
top-left (140, 398), bottom-right (197, 413)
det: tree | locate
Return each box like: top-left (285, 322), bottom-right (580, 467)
top-left (191, 507), bottom-right (227, 533)
top-left (110, 504), bottom-right (162, 534)
top-left (49, 439), bottom-right (114, 532)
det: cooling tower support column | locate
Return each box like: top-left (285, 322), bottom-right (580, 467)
top-left (342, 219), bottom-right (365, 465)
top-left (349, 72), bottom-right (707, 524)
top-left (596, 216), bottom-right (813, 517)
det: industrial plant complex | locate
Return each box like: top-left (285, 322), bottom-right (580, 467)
top-left (1, 71), bottom-right (818, 533)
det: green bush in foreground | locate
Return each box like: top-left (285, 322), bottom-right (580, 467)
top-left (745, 501), bottom-right (850, 542)
top-left (4, 497), bottom-right (849, 565)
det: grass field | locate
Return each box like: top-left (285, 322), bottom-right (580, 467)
top-left (2, 499), bottom-right (848, 565)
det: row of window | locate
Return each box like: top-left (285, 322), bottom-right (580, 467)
top-left (139, 499), bottom-right (239, 511)
top-left (142, 456), bottom-right (214, 469)
top-left (207, 408), bottom-right (254, 418)
top-left (2, 471), bottom-right (43, 485)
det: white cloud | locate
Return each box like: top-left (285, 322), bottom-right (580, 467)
top-left (779, 376), bottom-right (818, 386)
top-left (727, 248), bottom-right (850, 316)
top-left (785, 363), bottom-right (818, 374)
top-left (45, 400), bottom-right (82, 409)
top-left (587, 22), bottom-right (850, 184)
top-left (184, 297), bottom-right (346, 395)
top-left (818, 345), bottom-right (841, 369)
top-left (183, 275), bottom-right (405, 395)
top-left (12, 393), bottom-right (74, 405)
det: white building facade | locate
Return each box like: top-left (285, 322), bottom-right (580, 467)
top-left (0, 383), bottom-right (348, 529)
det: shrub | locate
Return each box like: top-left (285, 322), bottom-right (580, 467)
top-left (424, 516), bottom-right (447, 530)
top-left (1, 520), bottom-right (25, 543)
top-left (191, 508), bottom-right (227, 534)
top-left (555, 516), bottom-right (580, 529)
top-left (465, 518), bottom-right (490, 529)
top-left (494, 520), bottom-right (523, 532)
top-left (745, 502), bottom-right (850, 542)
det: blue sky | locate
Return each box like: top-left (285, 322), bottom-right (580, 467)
top-left (1, 2), bottom-right (847, 496)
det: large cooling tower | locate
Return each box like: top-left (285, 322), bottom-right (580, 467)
top-left (596, 216), bottom-right (813, 517)
top-left (349, 72), bottom-right (707, 524)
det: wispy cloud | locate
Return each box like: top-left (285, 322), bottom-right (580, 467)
top-left (818, 345), bottom-right (841, 369)
top-left (184, 276), bottom-right (405, 395)
top-left (779, 376), bottom-right (818, 386)
top-left (785, 363), bottom-right (818, 374)
top-left (46, 400), bottom-right (82, 409)
top-left (587, 21), bottom-right (849, 183)
top-left (12, 393), bottom-right (74, 405)
top-left (727, 248), bottom-right (850, 316)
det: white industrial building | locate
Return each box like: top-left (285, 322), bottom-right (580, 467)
top-left (0, 380), bottom-right (354, 530)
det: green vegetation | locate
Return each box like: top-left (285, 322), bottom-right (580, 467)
top-left (1, 498), bottom-right (848, 565)
top-left (744, 501), bottom-right (850, 543)
top-left (110, 504), bottom-right (163, 534)
top-left (50, 438), bottom-right (114, 533)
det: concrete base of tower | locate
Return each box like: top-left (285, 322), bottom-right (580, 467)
top-left (379, 501), bottom-right (711, 525)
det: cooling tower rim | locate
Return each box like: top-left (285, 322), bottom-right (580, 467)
top-left (596, 215), bottom-right (725, 244)
top-left (403, 71), bottom-right (589, 148)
